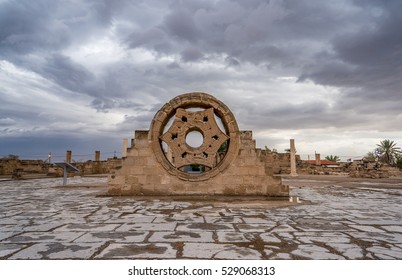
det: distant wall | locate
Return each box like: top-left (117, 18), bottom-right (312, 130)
top-left (348, 160), bottom-right (402, 178)
top-left (0, 157), bottom-right (122, 177)
top-left (259, 150), bottom-right (301, 175)
top-left (0, 158), bottom-right (49, 175)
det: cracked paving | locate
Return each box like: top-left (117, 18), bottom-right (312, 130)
top-left (0, 175), bottom-right (402, 259)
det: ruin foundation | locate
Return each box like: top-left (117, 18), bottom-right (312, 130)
top-left (108, 92), bottom-right (289, 197)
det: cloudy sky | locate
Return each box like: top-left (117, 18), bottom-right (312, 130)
top-left (1, 0), bottom-right (402, 161)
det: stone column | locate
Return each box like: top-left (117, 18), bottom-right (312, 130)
top-left (122, 138), bottom-right (128, 158)
top-left (66, 150), bottom-right (72, 163)
top-left (95, 150), bottom-right (100, 161)
top-left (315, 153), bottom-right (321, 166)
top-left (290, 139), bottom-right (297, 176)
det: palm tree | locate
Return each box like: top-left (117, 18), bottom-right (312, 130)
top-left (376, 139), bottom-right (401, 165)
top-left (325, 155), bottom-right (340, 162)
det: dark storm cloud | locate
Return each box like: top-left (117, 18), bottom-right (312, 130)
top-left (232, 99), bottom-right (361, 131)
top-left (0, 0), bottom-right (118, 56)
top-left (1, 0), bottom-right (402, 158)
top-left (41, 54), bottom-right (95, 94)
top-left (0, 1), bottom-right (59, 54)
top-left (0, 0), bottom-right (137, 111)
top-left (164, 7), bottom-right (200, 43)
top-left (126, 27), bottom-right (172, 53)
top-left (180, 47), bottom-right (204, 62)
top-left (298, 0), bottom-right (402, 104)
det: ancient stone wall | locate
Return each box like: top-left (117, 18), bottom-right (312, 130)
top-left (259, 151), bottom-right (301, 175)
top-left (348, 160), bottom-right (402, 178)
top-left (108, 130), bottom-right (288, 196)
top-left (108, 92), bottom-right (289, 197)
top-left (0, 158), bottom-right (19, 175)
top-left (0, 157), bottom-right (121, 177)
top-left (77, 158), bottom-right (122, 176)
top-left (0, 158), bottom-right (48, 176)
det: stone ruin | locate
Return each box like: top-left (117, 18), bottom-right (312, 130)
top-left (108, 92), bottom-right (289, 197)
top-left (348, 160), bottom-right (402, 178)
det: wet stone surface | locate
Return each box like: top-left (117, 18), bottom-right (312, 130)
top-left (0, 176), bottom-right (402, 259)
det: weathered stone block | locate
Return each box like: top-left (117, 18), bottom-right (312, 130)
top-left (137, 149), bottom-right (153, 157)
top-left (129, 166), bottom-right (144, 175)
top-left (146, 175), bottom-right (162, 185)
top-left (108, 92), bottom-right (289, 198)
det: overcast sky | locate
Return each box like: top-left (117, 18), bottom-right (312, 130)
top-left (1, 0), bottom-right (402, 161)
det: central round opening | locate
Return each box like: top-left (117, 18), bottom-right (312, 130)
top-left (185, 130), bottom-right (204, 148)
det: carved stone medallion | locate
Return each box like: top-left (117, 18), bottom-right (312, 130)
top-left (149, 92), bottom-right (240, 181)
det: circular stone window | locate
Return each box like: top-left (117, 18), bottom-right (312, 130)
top-left (185, 130), bottom-right (204, 148)
top-left (149, 92), bottom-right (240, 181)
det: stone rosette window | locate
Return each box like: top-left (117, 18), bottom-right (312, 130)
top-left (149, 92), bottom-right (240, 181)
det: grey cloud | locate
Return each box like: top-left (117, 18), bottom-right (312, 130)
top-left (0, 1), bottom-right (63, 55)
top-left (1, 0), bottom-right (402, 158)
top-left (235, 102), bottom-right (336, 130)
top-left (163, 8), bottom-right (200, 42)
top-left (41, 54), bottom-right (95, 93)
top-left (166, 62), bottom-right (181, 69)
top-left (225, 56), bottom-right (240, 67)
top-left (0, 117), bottom-right (16, 126)
top-left (122, 0), bottom-right (347, 72)
top-left (298, 60), bottom-right (357, 87)
top-left (298, 0), bottom-right (402, 104)
top-left (113, 113), bottom-right (157, 134)
top-left (0, 0), bottom-right (116, 57)
top-left (180, 47), bottom-right (204, 62)
top-left (126, 27), bottom-right (172, 53)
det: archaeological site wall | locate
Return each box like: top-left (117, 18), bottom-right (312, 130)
top-left (108, 92), bottom-right (289, 197)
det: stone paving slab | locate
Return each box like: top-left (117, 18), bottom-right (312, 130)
top-left (153, 215), bottom-right (205, 223)
top-left (148, 231), bottom-right (214, 243)
top-left (22, 222), bottom-right (66, 232)
top-left (176, 223), bottom-right (234, 232)
top-left (95, 243), bottom-right (177, 259)
top-left (293, 232), bottom-right (351, 244)
top-left (0, 232), bottom-right (20, 241)
top-left (216, 232), bottom-right (253, 243)
top-left (366, 245), bottom-right (402, 259)
top-left (116, 222), bottom-right (177, 232)
top-left (3, 231), bottom-right (86, 243)
top-left (1, 176), bottom-right (402, 259)
top-left (236, 223), bottom-right (277, 232)
top-left (183, 243), bottom-right (262, 259)
top-left (204, 216), bottom-right (244, 223)
top-left (291, 244), bottom-right (345, 260)
top-left (259, 233), bottom-right (282, 243)
top-left (74, 231), bottom-right (148, 243)
top-left (326, 242), bottom-right (365, 259)
top-left (349, 225), bottom-right (386, 233)
top-left (54, 223), bottom-right (121, 232)
top-left (108, 214), bottom-right (156, 223)
top-left (0, 243), bottom-right (28, 258)
top-left (381, 225), bottom-right (402, 233)
top-left (269, 224), bottom-right (296, 232)
top-left (9, 242), bottom-right (104, 259)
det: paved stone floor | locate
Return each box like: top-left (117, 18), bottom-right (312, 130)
top-left (0, 176), bottom-right (401, 259)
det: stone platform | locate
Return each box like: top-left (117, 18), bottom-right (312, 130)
top-left (1, 176), bottom-right (402, 259)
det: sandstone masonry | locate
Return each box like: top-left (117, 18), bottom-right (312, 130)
top-left (108, 92), bottom-right (289, 197)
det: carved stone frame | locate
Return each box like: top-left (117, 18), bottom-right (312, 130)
top-left (149, 92), bottom-right (240, 181)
